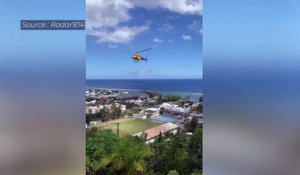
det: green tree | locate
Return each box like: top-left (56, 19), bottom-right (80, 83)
top-left (86, 124), bottom-right (203, 175)
top-left (167, 170), bottom-right (179, 175)
top-left (100, 107), bottom-right (111, 121)
top-left (191, 171), bottom-right (202, 175)
top-left (146, 131), bottom-right (193, 175)
top-left (143, 103), bottom-right (151, 108)
top-left (162, 95), bottom-right (181, 102)
top-left (143, 91), bottom-right (160, 98)
top-left (125, 102), bottom-right (134, 109)
top-left (86, 129), bottom-right (119, 175)
top-left (159, 107), bottom-right (165, 115)
top-left (157, 131), bottom-right (163, 142)
top-left (199, 96), bottom-right (203, 102)
top-left (124, 109), bottom-right (138, 117)
top-left (185, 117), bottom-right (199, 133)
top-left (189, 126), bottom-right (203, 172)
top-left (100, 136), bottom-right (150, 175)
top-left (146, 113), bottom-right (152, 119)
top-left (184, 95), bottom-right (191, 101)
top-left (86, 129), bottom-right (151, 175)
top-left (158, 95), bottom-right (162, 104)
top-left (195, 103), bottom-right (203, 114)
top-left (112, 106), bottom-right (122, 119)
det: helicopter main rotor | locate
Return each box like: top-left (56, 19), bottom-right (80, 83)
top-left (136, 48), bottom-right (152, 53)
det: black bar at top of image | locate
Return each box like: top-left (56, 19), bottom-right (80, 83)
top-left (20, 20), bottom-right (85, 30)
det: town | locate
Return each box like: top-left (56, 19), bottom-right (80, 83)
top-left (86, 88), bottom-right (203, 142)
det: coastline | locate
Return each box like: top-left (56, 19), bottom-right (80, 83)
top-left (86, 86), bottom-right (202, 101)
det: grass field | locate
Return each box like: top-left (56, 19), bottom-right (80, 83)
top-left (102, 118), bottom-right (162, 137)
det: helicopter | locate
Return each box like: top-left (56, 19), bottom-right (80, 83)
top-left (131, 48), bottom-right (152, 62)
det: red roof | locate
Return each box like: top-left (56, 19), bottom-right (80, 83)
top-left (144, 122), bottom-right (178, 140)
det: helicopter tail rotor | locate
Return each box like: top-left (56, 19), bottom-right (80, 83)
top-left (140, 57), bottom-right (148, 62)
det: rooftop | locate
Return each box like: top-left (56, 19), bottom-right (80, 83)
top-left (144, 122), bottom-right (178, 140)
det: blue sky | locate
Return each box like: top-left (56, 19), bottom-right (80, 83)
top-left (0, 0), bottom-right (85, 79)
top-left (86, 0), bottom-right (202, 79)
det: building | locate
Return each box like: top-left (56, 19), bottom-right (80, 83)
top-left (160, 102), bottom-right (172, 109)
top-left (116, 93), bottom-right (131, 101)
top-left (145, 108), bottom-right (160, 115)
top-left (126, 99), bottom-right (144, 106)
top-left (160, 103), bottom-right (191, 114)
top-left (86, 99), bottom-right (96, 105)
top-left (120, 104), bottom-right (127, 112)
top-left (190, 112), bottom-right (203, 118)
top-left (134, 122), bottom-right (179, 144)
top-left (86, 106), bottom-right (100, 114)
top-left (116, 92), bottom-right (149, 101)
top-left (132, 113), bottom-right (147, 119)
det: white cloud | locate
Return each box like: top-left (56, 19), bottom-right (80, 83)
top-left (158, 23), bottom-right (174, 33)
top-left (132, 0), bottom-right (203, 15)
top-left (135, 69), bottom-right (153, 75)
top-left (168, 15), bottom-right (180, 20)
top-left (86, 0), bottom-right (147, 44)
top-left (182, 35), bottom-right (192, 40)
top-left (94, 26), bottom-right (149, 43)
top-left (86, 0), bottom-right (202, 44)
top-left (108, 44), bottom-right (118, 48)
top-left (153, 38), bottom-right (163, 43)
top-left (188, 20), bottom-right (202, 33)
top-left (86, 0), bottom-right (133, 32)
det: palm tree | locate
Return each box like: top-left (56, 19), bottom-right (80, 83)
top-left (96, 136), bottom-right (150, 175)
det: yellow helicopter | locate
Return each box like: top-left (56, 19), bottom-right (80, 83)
top-left (131, 48), bottom-right (152, 62)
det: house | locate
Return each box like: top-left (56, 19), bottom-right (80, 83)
top-left (134, 123), bottom-right (179, 144)
top-left (86, 106), bottom-right (100, 114)
top-left (132, 113), bottom-right (147, 119)
top-left (120, 104), bottom-right (127, 112)
top-left (138, 93), bottom-right (149, 100)
top-left (145, 108), bottom-right (160, 115)
top-left (86, 99), bottom-right (96, 105)
top-left (116, 93), bottom-right (131, 101)
top-left (160, 102), bottom-right (172, 109)
top-left (160, 102), bottom-right (191, 114)
top-left (190, 112), bottom-right (203, 118)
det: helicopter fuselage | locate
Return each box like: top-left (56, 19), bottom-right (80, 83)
top-left (132, 53), bottom-right (147, 62)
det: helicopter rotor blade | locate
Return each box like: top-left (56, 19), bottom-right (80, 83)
top-left (138, 48), bottom-right (152, 53)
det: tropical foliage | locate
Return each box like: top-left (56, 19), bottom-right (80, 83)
top-left (86, 125), bottom-right (202, 175)
top-left (86, 106), bottom-right (122, 124)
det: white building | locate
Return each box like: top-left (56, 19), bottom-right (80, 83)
top-left (133, 113), bottom-right (147, 119)
top-left (160, 103), bottom-right (191, 114)
top-left (160, 102), bottom-right (173, 109)
top-left (134, 123), bottom-right (179, 144)
top-left (120, 104), bottom-right (126, 112)
top-left (86, 106), bottom-right (100, 114)
top-left (145, 108), bottom-right (160, 115)
top-left (86, 100), bottom-right (96, 105)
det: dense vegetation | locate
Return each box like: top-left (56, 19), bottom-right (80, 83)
top-left (161, 95), bottom-right (181, 102)
top-left (142, 91), bottom-right (182, 103)
top-left (86, 123), bottom-right (202, 175)
top-left (86, 106), bottom-right (122, 124)
top-left (143, 91), bottom-right (160, 98)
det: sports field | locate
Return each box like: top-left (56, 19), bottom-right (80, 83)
top-left (102, 118), bottom-right (161, 137)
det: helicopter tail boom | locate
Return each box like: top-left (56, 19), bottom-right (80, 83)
top-left (142, 56), bottom-right (148, 62)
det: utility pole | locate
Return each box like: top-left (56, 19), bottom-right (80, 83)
top-left (117, 122), bottom-right (120, 138)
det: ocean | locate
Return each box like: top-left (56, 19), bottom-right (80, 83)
top-left (86, 79), bottom-right (203, 100)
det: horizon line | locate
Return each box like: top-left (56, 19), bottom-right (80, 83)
top-left (86, 78), bottom-right (203, 80)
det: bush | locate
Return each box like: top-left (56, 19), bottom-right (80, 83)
top-left (162, 95), bottom-right (181, 102)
